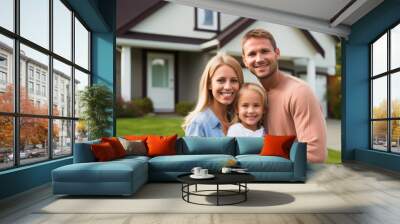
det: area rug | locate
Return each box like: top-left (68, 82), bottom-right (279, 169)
top-left (37, 183), bottom-right (362, 214)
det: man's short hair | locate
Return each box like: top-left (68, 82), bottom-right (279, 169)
top-left (241, 28), bottom-right (277, 52)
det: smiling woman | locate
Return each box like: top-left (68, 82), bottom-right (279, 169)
top-left (182, 52), bottom-right (244, 137)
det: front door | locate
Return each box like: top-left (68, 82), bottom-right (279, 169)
top-left (147, 53), bottom-right (175, 112)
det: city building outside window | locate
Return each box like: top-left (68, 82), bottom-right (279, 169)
top-left (28, 81), bottom-right (34, 94)
top-left (0, 0), bottom-right (91, 170)
top-left (370, 23), bottom-right (400, 154)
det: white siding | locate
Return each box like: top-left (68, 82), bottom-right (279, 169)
top-left (131, 3), bottom-right (215, 39)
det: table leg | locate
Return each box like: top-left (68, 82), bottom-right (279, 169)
top-left (217, 184), bottom-right (219, 206)
top-left (245, 183), bottom-right (247, 201)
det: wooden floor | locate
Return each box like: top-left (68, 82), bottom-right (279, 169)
top-left (1, 162), bottom-right (400, 224)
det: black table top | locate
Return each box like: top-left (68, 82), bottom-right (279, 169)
top-left (177, 172), bottom-right (255, 185)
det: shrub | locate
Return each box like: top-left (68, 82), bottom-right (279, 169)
top-left (132, 97), bottom-right (154, 114)
top-left (116, 97), bottom-right (144, 118)
top-left (79, 84), bottom-right (113, 139)
top-left (175, 101), bottom-right (195, 116)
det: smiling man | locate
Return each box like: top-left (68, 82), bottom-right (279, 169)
top-left (241, 28), bottom-right (327, 163)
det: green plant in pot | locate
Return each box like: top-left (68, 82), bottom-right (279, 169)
top-left (79, 84), bottom-right (113, 140)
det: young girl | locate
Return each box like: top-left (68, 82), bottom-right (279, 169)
top-left (227, 83), bottom-right (267, 137)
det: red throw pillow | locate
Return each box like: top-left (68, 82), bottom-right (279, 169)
top-left (146, 135), bottom-right (177, 157)
top-left (91, 142), bottom-right (117, 161)
top-left (101, 137), bottom-right (126, 158)
top-left (260, 135), bottom-right (296, 159)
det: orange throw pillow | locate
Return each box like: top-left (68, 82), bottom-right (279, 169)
top-left (146, 135), bottom-right (177, 157)
top-left (260, 135), bottom-right (296, 159)
top-left (91, 142), bottom-right (117, 161)
top-left (101, 137), bottom-right (126, 158)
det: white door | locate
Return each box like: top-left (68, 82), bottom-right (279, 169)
top-left (147, 53), bottom-right (175, 112)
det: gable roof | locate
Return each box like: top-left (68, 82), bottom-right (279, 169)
top-left (117, 1), bottom-right (327, 57)
top-left (117, 0), bottom-right (165, 35)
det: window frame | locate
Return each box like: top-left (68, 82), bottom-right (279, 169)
top-left (194, 7), bottom-right (220, 33)
top-left (370, 20), bottom-right (400, 154)
top-left (0, 0), bottom-right (92, 171)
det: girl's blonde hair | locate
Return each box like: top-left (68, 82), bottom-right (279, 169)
top-left (182, 52), bottom-right (244, 129)
top-left (231, 83), bottom-right (267, 126)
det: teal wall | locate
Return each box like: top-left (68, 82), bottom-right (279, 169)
top-left (343, 0), bottom-right (400, 171)
top-left (0, 0), bottom-right (116, 200)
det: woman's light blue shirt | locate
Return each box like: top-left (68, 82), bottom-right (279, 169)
top-left (185, 107), bottom-right (225, 137)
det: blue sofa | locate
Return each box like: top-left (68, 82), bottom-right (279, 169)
top-left (52, 137), bottom-right (307, 196)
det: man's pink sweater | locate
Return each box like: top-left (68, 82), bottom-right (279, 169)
top-left (263, 74), bottom-right (327, 163)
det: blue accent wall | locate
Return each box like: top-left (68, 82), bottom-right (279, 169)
top-left (0, 158), bottom-right (72, 199)
top-left (0, 0), bottom-right (116, 200)
top-left (343, 0), bottom-right (400, 171)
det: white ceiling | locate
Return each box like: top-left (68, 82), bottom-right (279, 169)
top-left (168, 0), bottom-right (384, 38)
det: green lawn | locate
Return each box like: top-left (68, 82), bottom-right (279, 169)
top-left (327, 148), bottom-right (341, 164)
top-left (117, 115), bottom-right (341, 164)
top-left (117, 115), bottom-right (185, 137)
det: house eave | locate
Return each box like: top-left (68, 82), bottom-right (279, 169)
top-left (117, 38), bottom-right (205, 52)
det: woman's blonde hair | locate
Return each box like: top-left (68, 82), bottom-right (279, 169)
top-left (231, 83), bottom-right (267, 126)
top-left (182, 52), bottom-right (244, 129)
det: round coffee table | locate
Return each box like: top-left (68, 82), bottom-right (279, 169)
top-left (177, 172), bottom-right (255, 206)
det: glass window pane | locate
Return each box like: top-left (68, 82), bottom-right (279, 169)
top-left (53, 0), bottom-right (72, 60)
top-left (391, 24), bottom-right (400, 70)
top-left (20, 117), bottom-right (49, 165)
top-left (202, 10), bottom-right (214, 25)
top-left (53, 119), bottom-right (72, 158)
top-left (0, 0), bottom-right (14, 31)
top-left (152, 58), bottom-right (168, 88)
top-left (372, 121), bottom-right (388, 151)
top-left (391, 120), bottom-right (400, 153)
top-left (53, 59), bottom-right (72, 117)
top-left (74, 69), bottom-right (89, 118)
top-left (372, 77), bottom-right (387, 119)
top-left (391, 72), bottom-right (400, 118)
top-left (74, 17), bottom-right (89, 70)
top-left (20, 0), bottom-right (49, 49)
top-left (0, 34), bottom-right (14, 112)
top-left (372, 33), bottom-right (387, 76)
top-left (0, 116), bottom-right (14, 170)
top-left (20, 44), bottom-right (49, 115)
top-left (75, 120), bottom-right (88, 143)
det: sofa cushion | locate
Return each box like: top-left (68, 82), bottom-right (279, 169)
top-left (91, 142), bottom-right (118, 161)
top-left (73, 139), bottom-right (100, 163)
top-left (236, 155), bottom-right (293, 172)
top-left (101, 137), bottom-right (127, 158)
top-left (115, 155), bottom-right (150, 164)
top-left (147, 135), bottom-right (177, 157)
top-left (52, 160), bottom-right (146, 183)
top-left (179, 137), bottom-right (235, 155)
top-left (119, 138), bottom-right (147, 156)
top-left (148, 154), bottom-right (235, 172)
top-left (260, 135), bottom-right (296, 159)
top-left (235, 137), bottom-right (264, 155)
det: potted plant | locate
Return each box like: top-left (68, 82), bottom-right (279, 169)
top-left (79, 84), bottom-right (113, 140)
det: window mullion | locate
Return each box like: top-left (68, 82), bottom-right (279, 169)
top-left (13, 0), bottom-right (20, 167)
top-left (388, 29), bottom-right (392, 152)
top-left (71, 10), bottom-right (76, 154)
top-left (49, 0), bottom-right (53, 160)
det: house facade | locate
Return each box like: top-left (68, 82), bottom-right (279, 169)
top-left (116, 1), bottom-right (337, 116)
